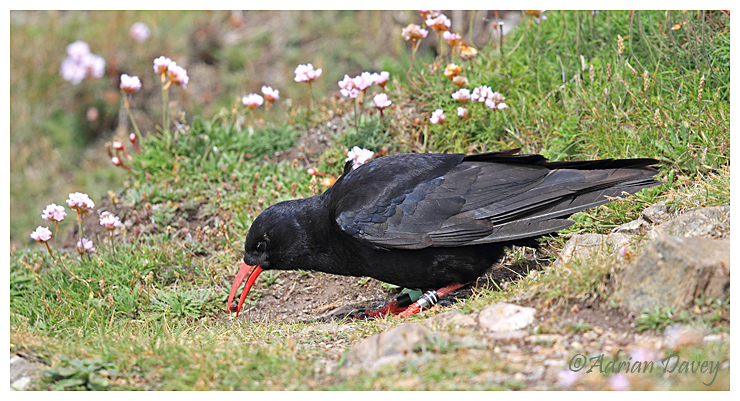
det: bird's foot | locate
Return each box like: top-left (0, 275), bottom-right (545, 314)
top-left (356, 291), bottom-right (417, 319)
top-left (357, 283), bottom-right (468, 319)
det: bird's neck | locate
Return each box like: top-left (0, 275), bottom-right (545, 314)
top-left (287, 193), bottom-right (366, 276)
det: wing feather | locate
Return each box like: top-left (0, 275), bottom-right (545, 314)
top-left (331, 150), bottom-right (660, 250)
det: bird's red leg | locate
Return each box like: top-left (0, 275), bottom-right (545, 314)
top-left (397, 282), bottom-right (469, 318)
top-left (359, 298), bottom-right (409, 319)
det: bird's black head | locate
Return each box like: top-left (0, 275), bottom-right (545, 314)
top-left (228, 199), bottom-right (309, 316)
top-left (242, 199), bottom-right (312, 271)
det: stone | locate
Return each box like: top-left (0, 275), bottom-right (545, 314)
top-left (613, 235), bottom-right (730, 313)
top-left (478, 303), bottom-right (536, 333)
top-left (486, 330), bottom-right (527, 341)
top-left (641, 201), bottom-right (671, 224)
top-left (649, 205), bottom-right (729, 239)
top-left (612, 218), bottom-right (646, 234)
top-left (554, 233), bottom-right (630, 267)
top-left (664, 324), bottom-right (706, 349)
top-left (340, 322), bottom-right (430, 374)
top-left (423, 310), bottom-right (477, 328)
top-left (10, 353), bottom-right (44, 391)
top-left (525, 334), bottom-right (564, 344)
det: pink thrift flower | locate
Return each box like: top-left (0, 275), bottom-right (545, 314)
top-left (471, 85), bottom-right (494, 103)
top-left (167, 62), bottom-right (189, 88)
top-left (425, 14), bottom-right (451, 32)
top-left (153, 56), bottom-right (172, 74)
top-left (354, 72), bottom-right (374, 91)
top-left (99, 211), bottom-right (121, 231)
top-left (430, 109), bottom-right (446, 124)
top-left (419, 10), bottom-right (440, 19)
top-left (443, 31), bottom-right (462, 46)
top-left (66, 41), bottom-right (91, 60)
top-left (59, 58), bottom-right (88, 85)
top-left (42, 204), bottom-right (67, 222)
top-left (86, 54), bottom-right (106, 79)
top-left (346, 146), bottom-right (374, 170)
top-left (457, 107), bottom-right (468, 118)
top-left (120, 74), bottom-right (142, 95)
top-left (59, 41), bottom-right (105, 84)
top-left (402, 24), bottom-right (428, 41)
top-left (557, 369), bottom-right (580, 388)
top-left (535, 10), bottom-right (548, 24)
top-left (484, 91), bottom-right (508, 110)
top-left (30, 226), bottom-right (53, 242)
top-left (66, 192), bottom-right (95, 215)
top-left (338, 75), bottom-right (359, 99)
top-left (129, 22), bottom-right (150, 43)
top-left (86, 107), bottom-right (99, 122)
top-left (373, 71), bottom-right (390, 88)
top-left (129, 133), bottom-right (140, 153)
top-left (294, 63), bottom-right (322, 83)
top-left (76, 238), bottom-right (96, 254)
top-left (628, 347), bottom-right (660, 364)
top-left (452, 88), bottom-right (471, 104)
top-left (373, 93), bottom-right (392, 109)
top-left (608, 373), bottom-right (630, 391)
top-left (261, 86), bottom-right (279, 102)
top-left (112, 156), bottom-right (131, 170)
top-left (242, 93), bottom-right (264, 109)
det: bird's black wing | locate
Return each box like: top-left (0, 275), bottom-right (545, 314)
top-left (330, 149), bottom-right (659, 250)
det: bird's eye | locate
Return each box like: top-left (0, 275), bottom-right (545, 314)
top-left (256, 241), bottom-right (267, 251)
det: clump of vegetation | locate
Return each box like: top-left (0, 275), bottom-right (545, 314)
top-left (11, 10), bottom-right (729, 390)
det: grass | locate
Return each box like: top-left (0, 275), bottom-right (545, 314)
top-left (10, 10), bottom-right (730, 390)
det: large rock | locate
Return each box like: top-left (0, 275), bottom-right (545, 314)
top-left (554, 233), bottom-right (630, 267)
top-left (340, 322), bottom-right (430, 375)
top-left (649, 205), bottom-right (729, 239)
top-left (641, 201), bottom-right (671, 224)
top-left (10, 353), bottom-right (44, 391)
top-left (613, 235), bottom-right (730, 313)
top-left (478, 303), bottom-right (536, 333)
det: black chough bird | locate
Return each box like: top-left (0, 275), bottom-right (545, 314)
top-left (228, 149), bottom-right (660, 317)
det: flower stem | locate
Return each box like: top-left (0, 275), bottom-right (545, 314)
top-left (125, 95), bottom-right (142, 139)
top-left (77, 212), bottom-right (84, 242)
top-left (44, 241), bottom-right (55, 260)
top-left (162, 75), bottom-right (170, 140)
top-left (438, 31), bottom-right (444, 60)
top-left (54, 221), bottom-right (59, 255)
top-left (407, 39), bottom-right (417, 79)
top-left (353, 101), bottom-right (358, 129)
top-left (308, 81), bottom-right (316, 119)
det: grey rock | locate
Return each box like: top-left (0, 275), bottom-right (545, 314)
top-left (649, 205), bottom-right (729, 239)
top-left (486, 330), bottom-right (527, 341)
top-left (10, 354), bottom-right (44, 391)
top-left (478, 303), bottom-right (536, 332)
top-left (423, 311), bottom-right (477, 328)
top-left (340, 322), bottom-right (430, 374)
top-left (664, 324), bottom-right (706, 349)
top-left (612, 219), bottom-right (647, 234)
top-left (641, 201), bottom-right (671, 224)
top-left (554, 233), bottom-right (630, 267)
top-left (613, 235), bottom-right (730, 313)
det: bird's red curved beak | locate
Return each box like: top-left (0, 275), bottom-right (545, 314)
top-left (227, 262), bottom-right (263, 317)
